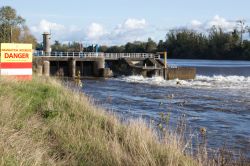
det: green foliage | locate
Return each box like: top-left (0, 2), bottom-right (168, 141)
top-left (146, 38), bottom-right (157, 53)
top-left (106, 45), bottom-right (125, 53)
top-left (157, 40), bottom-right (166, 52)
top-left (50, 40), bottom-right (71, 52)
top-left (42, 110), bottom-right (59, 119)
top-left (158, 112), bottom-right (171, 132)
top-left (166, 27), bottom-right (250, 60)
top-left (0, 6), bottom-right (37, 47)
top-left (166, 29), bottom-right (208, 59)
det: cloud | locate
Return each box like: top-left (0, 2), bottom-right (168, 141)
top-left (31, 19), bottom-right (65, 33)
top-left (189, 15), bottom-right (236, 32)
top-left (106, 18), bottom-right (148, 45)
top-left (190, 20), bottom-right (202, 29)
top-left (30, 18), bottom-right (151, 45)
top-left (207, 15), bottom-right (235, 31)
top-left (86, 23), bottom-right (106, 40)
top-left (31, 19), bottom-right (85, 42)
top-left (123, 18), bottom-right (146, 30)
top-left (114, 18), bottom-right (146, 34)
top-left (80, 18), bottom-right (148, 45)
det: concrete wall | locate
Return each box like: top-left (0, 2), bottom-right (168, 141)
top-left (42, 32), bottom-right (51, 54)
top-left (165, 67), bottom-right (196, 80)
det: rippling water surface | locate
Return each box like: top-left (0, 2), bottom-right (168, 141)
top-left (83, 59), bottom-right (250, 156)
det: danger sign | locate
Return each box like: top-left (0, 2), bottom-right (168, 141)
top-left (0, 43), bottom-right (33, 80)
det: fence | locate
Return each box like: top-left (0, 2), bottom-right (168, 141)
top-left (33, 51), bottom-right (160, 59)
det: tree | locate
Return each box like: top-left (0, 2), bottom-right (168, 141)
top-left (208, 27), bottom-right (234, 59)
top-left (99, 45), bottom-right (108, 52)
top-left (106, 45), bottom-right (125, 53)
top-left (242, 41), bottom-right (250, 60)
top-left (51, 40), bottom-right (62, 51)
top-left (0, 6), bottom-right (36, 47)
top-left (157, 40), bottom-right (166, 52)
top-left (125, 41), bottom-right (146, 53)
top-left (18, 26), bottom-right (37, 46)
top-left (145, 38), bottom-right (157, 53)
top-left (165, 29), bottom-right (208, 59)
top-left (0, 6), bottom-right (24, 42)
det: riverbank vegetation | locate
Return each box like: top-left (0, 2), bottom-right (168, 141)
top-left (0, 76), bottom-right (199, 165)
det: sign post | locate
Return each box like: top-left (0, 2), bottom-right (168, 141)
top-left (0, 43), bottom-right (33, 80)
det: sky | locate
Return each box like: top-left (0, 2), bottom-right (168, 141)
top-left (1, 0), bottom-right (250, 45)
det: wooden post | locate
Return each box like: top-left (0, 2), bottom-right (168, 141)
top-left (164, 51), bottom-right (167, 68)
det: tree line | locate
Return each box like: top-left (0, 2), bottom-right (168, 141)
top-left (48, 27), bottom-right (250, 60)
top-left (1, 6), bottom-right (250, 60)
top-left (165, 27), bottom-right (250, 60)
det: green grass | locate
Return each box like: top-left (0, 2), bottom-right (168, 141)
top-left (0, 76), bottom-right (198, 166)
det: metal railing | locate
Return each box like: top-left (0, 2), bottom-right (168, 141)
top-left (33, 51), bottom-right (160, 59)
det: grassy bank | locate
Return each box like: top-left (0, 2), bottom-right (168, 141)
top-left (0, 76), bottom-right (198, 165)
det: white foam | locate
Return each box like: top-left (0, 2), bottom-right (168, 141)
top-left (115, 75), bottom-right (250, 90)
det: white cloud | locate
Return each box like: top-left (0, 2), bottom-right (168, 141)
top-left (190, 20), bottom-right (202, 29)
top-left (82, 18), bottom-right (149, 45)
top-left (31, 19), bottom-right (65, 33)
top-left (114, 18), bottom-right (147, 34)
top-left (106, 18), bottom-right (148, 44)
top-left (207, 15), bottom-right (235, 31)
top-left (30, 18), bottom-right (152, 45)
top-left (123, 18), bottom-right (146, 29)
top-left (189, 15), bottom-right (236, 32)
top-left (86, 23), bottom-right (106, 40)
top-left (31, 19), bottom-right (86, 42)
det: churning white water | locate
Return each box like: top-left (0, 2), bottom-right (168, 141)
top-left (116, 75), bottom-right (250, 91)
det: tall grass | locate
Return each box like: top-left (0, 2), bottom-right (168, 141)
top-left (0, 77), bottom-right (197, 166)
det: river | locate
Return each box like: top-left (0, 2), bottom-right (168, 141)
top-left (82, 59), bottom-right (250, 157)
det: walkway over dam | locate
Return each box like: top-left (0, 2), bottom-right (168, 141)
top-left (33, 51), bottom-right (196, 80)
top-left (34, 51), bottom-right (160, 60)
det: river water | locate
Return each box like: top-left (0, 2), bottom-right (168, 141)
top-left (83, 59), bottom-right (250, 157)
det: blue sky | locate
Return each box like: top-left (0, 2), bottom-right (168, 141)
top-left (1, 0), bottom-right (250, 45)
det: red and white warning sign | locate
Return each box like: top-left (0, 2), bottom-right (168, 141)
top-left (0, 43), bottom-right (33, 80)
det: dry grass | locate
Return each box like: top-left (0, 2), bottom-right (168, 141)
top-left (0, 77), bottom-right (197, 166)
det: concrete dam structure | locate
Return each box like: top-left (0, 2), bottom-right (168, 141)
top-left (33, 52), bottom-right (196, 80)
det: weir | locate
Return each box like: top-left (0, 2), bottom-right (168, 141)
top-left (33, 32), bottom-right (196, 80)
top-left (33, 51), bottom-right (196, 80)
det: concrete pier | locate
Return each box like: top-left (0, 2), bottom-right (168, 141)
top-left (69, 58), bottom-right (76, 78)
top-left (94, 57), bottom-right (105, 76)
top-left (43, 61), bottom-right (50, 76)
top-left (37, 65), bottom-right (43, 76)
